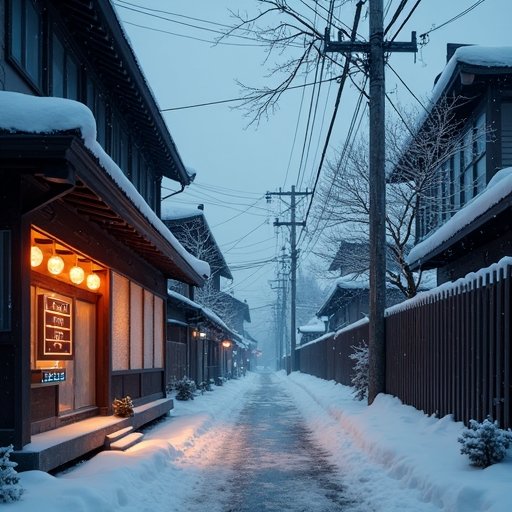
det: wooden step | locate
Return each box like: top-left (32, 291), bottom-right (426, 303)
top-left (105, 426), bottom-right (134, 447)
top-left (109, 432), bottom-right (144, 451)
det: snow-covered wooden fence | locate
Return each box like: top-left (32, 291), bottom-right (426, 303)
top-left (298, 261), bottom-right (512, 428)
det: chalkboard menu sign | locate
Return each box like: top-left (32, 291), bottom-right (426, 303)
top-left (38, 294), bottom-right (73, 360)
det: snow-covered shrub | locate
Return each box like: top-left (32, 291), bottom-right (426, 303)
top-left (112, 396), bottom-right (134, 417)
top-left (175, 377), bottom-right (196, 401)
top-left (458, 417), bottom-right (512, 468)
top-left (198, 380), bottom-right (213, 393)
top-left (349, 342), bottom-right (369, 401)
top-left (0, 445), bottom-right (24, 503)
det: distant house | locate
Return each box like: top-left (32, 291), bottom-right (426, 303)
top-left (0, 0), bottom-right (207, 471)
top-left (297, 317), bottom-right (328, 345)
top-left (317, 273), bottom-right (405, 332)
top-left (162, 205), bottom-right (252, 383)
top-left (404, 45), bottom-right (512, 283)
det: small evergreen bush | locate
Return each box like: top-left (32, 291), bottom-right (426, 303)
top-left (458, 417), bottom-right (512, 468)
top-left (0, 445), bottom-right (24, 503)
top-left (112, 396), bottom-right (134, 417)
top-left (175, 377), bottom-right (196, 400)
top-left (349, 342), bottom-right (369, 401)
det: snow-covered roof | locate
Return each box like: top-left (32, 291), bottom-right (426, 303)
top-left (0, 91), bottom-right (210, 281)
top-left (161, 204), bottom-right (204, 221)
top-left (298, 316), bottom-right (326, 334)
top-left (431, 46), bottom-right (512, 106)
top-left (168, 289), bottom-right (247, 347)
top-left (407, 167), bottom-right (512, 265)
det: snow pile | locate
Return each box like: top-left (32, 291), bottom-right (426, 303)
top-left (408, 167), bottom-right (512, 265)
top-left (0, 91), bottom-right (210, 280)
top-left (281, 372), bottom-right (512, 512)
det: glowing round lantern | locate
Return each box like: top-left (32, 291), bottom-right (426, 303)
top-left (86, 273), bottom-right (101, 290)
top-left (47, 255), bottom-right (65, 275)
top-left (69, 265), bottom-right (85, 285)
top-left (31, 246), bottom-right (44, 267)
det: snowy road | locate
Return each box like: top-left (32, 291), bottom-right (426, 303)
top-left (14, 371), bottom-right (511, 512)
top-left (187, 372), bottom-right (352, 512)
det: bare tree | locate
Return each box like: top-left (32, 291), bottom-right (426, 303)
top-left (167, 217), bottom-right (236, 326)
top-left (221, 0), bottom-right (357, 124)
top-left (314, 96), bottom-right (475, 298)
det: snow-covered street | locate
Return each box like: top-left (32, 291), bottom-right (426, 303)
top-left (8, 371), bottom-right (512, 512)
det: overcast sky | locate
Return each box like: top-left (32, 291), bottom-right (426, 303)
top-left (116, 0), bottom-right (512, 341)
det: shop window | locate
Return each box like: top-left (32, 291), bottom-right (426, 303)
top-left (130, 283), bottom-right (144, 369)
top-left (51, 33), bottom-right (80, 100)
top-left (112, 273), bottom-right (130, 371)
top-left (154, 297), bottom-right (164, 368)
top-left (8, 0), bottom-right (42, 89)
top-left (143, 290), bottom-right (154, 369)
top-left (110, 272), bottom-right (164, 371)
top-left (0, 231), bottom-right (11, 332)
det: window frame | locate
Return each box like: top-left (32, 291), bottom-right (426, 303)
top-left (6, 0), bottom-right (44, 92)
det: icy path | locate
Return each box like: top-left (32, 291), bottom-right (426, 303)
top-left (185, 371), bottom-right (352, 512)
top-left (177, 371), bottom-right (441, 512)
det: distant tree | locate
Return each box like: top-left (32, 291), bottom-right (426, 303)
top-left (296, 270), bottom-right (326, 327)
top-left (169, 217), bottom-right (236, 327)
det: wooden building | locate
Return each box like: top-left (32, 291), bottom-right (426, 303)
top-left (404, 45), bottom-right (512, 281)
top-left (0, 0), bottom-right (208, 471)
top-left (162, 205), bottom-right (247, 385)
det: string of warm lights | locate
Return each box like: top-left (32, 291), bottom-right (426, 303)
top-left (30, 234), bottom-right (102, 291)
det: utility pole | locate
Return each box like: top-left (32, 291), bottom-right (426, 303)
top-left (268, 186), bottom-right (311, 373)
top-left (324, 1), bottom-right (416, 403)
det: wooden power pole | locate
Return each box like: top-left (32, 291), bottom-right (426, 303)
top-left (324, 0), bottom-right (416, 402)
top-left (268, 186), bottom-right (311, 373)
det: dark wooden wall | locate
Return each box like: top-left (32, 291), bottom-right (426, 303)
top-left (298, 265), bottom-right (512, 429)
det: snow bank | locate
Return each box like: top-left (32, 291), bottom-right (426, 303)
top-left (0, 91), bottom-right (210, 280)
top-left (280, 372), bottom-right (512, 512)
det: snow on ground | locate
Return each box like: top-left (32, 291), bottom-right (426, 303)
top-left (5, 371), bottom-right (511, 512)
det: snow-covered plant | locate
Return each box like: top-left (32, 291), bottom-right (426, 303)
top-left (0, 445), bottom-right (24, 503)
top-left (112, 396), bottom-right (134, 417)
top-left (349, 343), bottom-right (369, 401)
top-left (175, 377), bottom-right (196, 401)
top-left (198, 380), bottom-right (213, 393)
top-left (458, 417), bottom-right (512, 468)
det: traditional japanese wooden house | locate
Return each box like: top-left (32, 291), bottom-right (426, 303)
top-left (0, 0), bottom-right (208, 471)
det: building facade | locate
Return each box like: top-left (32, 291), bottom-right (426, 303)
top-left (0, 0), bottom-right (207, 471)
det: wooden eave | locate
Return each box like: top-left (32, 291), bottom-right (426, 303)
top-left (409, 194), bottom-right (512, 271)
top-left (55, 0), bottom-right (190, 185)
top-left (167, 294), bottom-right (239, 340)
top-left (0, 133), bottom-right (206, 285)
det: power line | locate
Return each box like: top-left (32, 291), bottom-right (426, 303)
top-left (301, 2), bottom-right (364, 233)
top-left (384, 0), bottom-right (409, 36)
top-left (121, 20), bottom-right (265, 47)
top-left (159, 76), bottom-right (340, 112)
top-left (419, 0), bottom-right (487, 43)
top-left (115, 1), bottom-right (264, 43)
top-left (388, 0), bottom-right (422, 43)
top-left (386, 61), bottom-right (428, 112)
